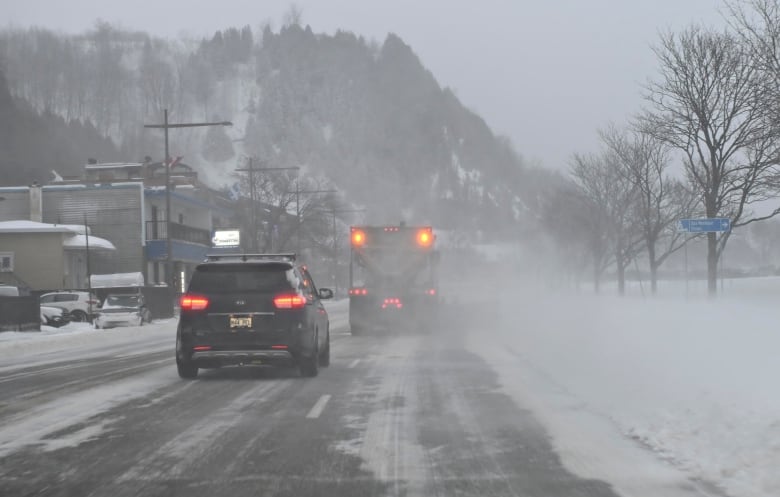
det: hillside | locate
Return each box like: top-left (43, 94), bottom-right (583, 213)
top-left (0, 23), bottom-right (529, 238)
top-left (0, 67), bottom-right (119, 186)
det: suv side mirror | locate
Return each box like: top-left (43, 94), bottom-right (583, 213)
top-left (318, 288), bottom-right (334, 300)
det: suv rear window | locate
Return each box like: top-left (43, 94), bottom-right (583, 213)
top-left (189, 263), bottom-right (296, 293)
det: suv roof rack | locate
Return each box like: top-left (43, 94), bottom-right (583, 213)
top-left (205, 253), bottom-right (297, 263)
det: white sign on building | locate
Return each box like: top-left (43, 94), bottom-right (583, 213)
top-left (212, 229), bottom-right (241, 248)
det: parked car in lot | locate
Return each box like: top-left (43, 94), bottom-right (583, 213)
top-left (0, 285), bottom-right (20, 296)
top-left (94, 293), bottom-right (151, 329)
top-left (39, 291), bottom-right (101, 322)
top-left (40, 305), bottom-right (69, 328)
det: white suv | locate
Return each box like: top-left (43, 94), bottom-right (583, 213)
top-left (39, 291), bottom-right (101, 322)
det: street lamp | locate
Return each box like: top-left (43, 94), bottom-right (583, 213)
top-left (144, 109), bottom-right (232, 294)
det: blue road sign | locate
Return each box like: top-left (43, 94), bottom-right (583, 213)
top-left (677, 218), bottom-right (731, 233)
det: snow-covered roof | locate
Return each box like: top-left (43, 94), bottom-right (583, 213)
top-left (63, 234), bottom-right (116, 251)
top-left (0, 221), bottom-right (116, 250)
top-left (84, 163), bottom-right (144, 170)
top-left (90, 272), bottom-right (144, 288)
top-left (58, 225), bottom-right (89, 235)
top-left (0, 220), bottom-right (73, 234)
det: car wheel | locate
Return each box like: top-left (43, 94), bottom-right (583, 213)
top-left (320, 330), bottom-right (331, 368)
top-left (299, 332), bottom-right (319, 377)
top-left (177, 359), bottom-right (198, 379)
top-left (71, 310), bottom-right (88, 322)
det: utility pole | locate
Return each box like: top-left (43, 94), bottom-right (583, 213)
top-left (84, 214), bottom-right (92, 319)
top-left (144, 109), bottom-right (232, 297)
top-left (236, 156), bottom-right (258, 251)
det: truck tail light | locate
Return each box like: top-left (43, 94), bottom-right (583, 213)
top-left (351, 229), bottom-right (366, 247)
top-left (274, 294), bottom-right (306, 309)
top-left (349, 288), bottom-right (368, 296)
top-left (382, 298), bottom-right (402, 309)
top-left (181, 294), bottom-right (209, 311)
top-left (416, 228), bottom-right (433, 247)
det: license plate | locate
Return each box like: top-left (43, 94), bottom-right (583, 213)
top-left (230, 316), bottom-right (252, 328)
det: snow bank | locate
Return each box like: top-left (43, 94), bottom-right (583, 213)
top-left (0, 320), bottom-right (177, 372)
top-left (483, 279), bottom-right (780, 497)
top-left (0, 302), bottom-right (349, 369)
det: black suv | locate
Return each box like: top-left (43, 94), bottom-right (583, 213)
top-left (175, 253), bottom-right (333, 379)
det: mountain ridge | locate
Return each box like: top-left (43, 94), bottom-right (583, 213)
top-left (1, 22), bottom-right (529, 238)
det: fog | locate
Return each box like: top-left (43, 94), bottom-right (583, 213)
top-left (433, 242), bottom-right (780, 497)
top-left (2, 2), bottom-right (779, 497)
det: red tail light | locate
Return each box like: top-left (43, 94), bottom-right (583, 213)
top-left (180, 294), bottom-right (209, 311)
top-left (274, 294), bottom-right (306, 309)
top-left (382, 298), bottom-right (403, 309)
top-left (427, 289), bottom-right (436, 296)
top-left (271, 345), bottom-right (288, 350)
top-left (193, 345), bottom-right (212, 351)
top-left (349, 288), bottom-right (368, 296)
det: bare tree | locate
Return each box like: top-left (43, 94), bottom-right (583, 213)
top-left (570, 151), bottom-right (644, 295)
top-left (283, 4), bottom-right (304, 28)
top-left (638, 26), bottom-right (780, 296)
top-left (87, 21), bottom-right (128, 135)
top-left (234, 164), bottom-right (335, 256)
top-left (539, 178), bottom-right (595, 289)
top-left (726, 0), bottom-right (780, 113)
top-left (138, 38), bottom-right (177, 119)
top-left (600, 124), bottom-right (696, 293)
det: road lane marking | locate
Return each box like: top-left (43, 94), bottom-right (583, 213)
top-left (306, 394), bottom-right (331, 419)
top-left (348, 359), bottom-right (360, 369)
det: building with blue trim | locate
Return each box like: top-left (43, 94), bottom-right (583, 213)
top-left (0, 160), bottom-right (238, 293)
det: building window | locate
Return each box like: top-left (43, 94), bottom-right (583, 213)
top-left (0, 252), bottom-right (13, 272)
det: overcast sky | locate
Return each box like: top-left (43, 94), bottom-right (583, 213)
top-left (4, 0), bottom-right (728, 170)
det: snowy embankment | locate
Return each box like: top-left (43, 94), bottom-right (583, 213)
top-left (0, 320), bottom-right (178, 372)
top-left (479, 277), bottom-right (780, 497)
top-left (0, 300), bottom-right (350, 371)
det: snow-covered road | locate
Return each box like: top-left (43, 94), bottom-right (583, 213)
top-left (0, 290), bottom-right (769, 496)
top-left (475, 282), bottom-right (780, 497)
